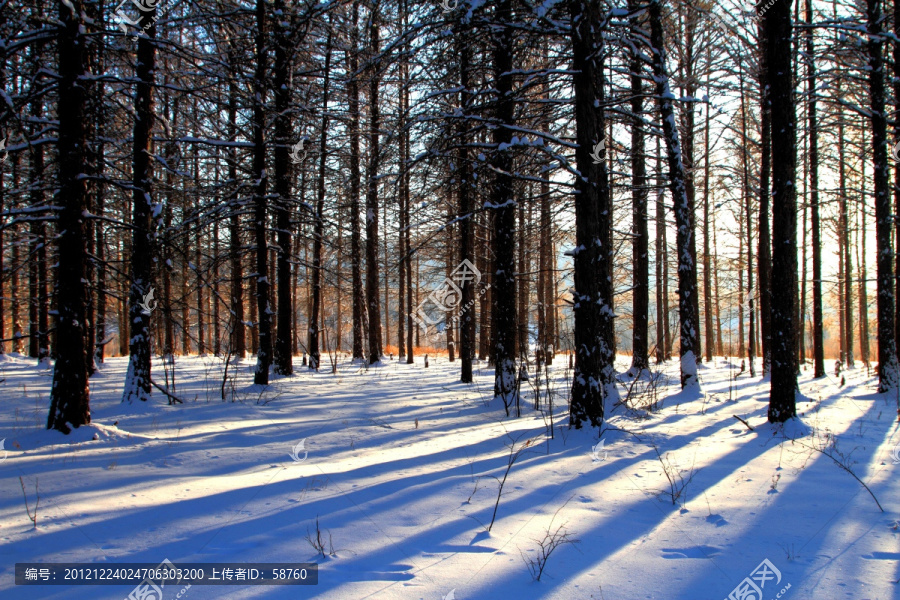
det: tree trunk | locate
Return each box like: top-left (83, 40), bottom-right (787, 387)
top-left (630, 0), bottom-right (649, 372)
top-left (398, 0), bottom-right (408, 360)
top-left (758, 24), bottom-right (774, 376)
top-left (12, 228), bottom-right (20, 354)
top-left (383, 203), bottom-right (390, 353)
top-left (309, 33), bottom-right (333, 372)
top-left (650, 0), bottom-right (698, 387)
top-left (568, 0), bottom-right (614, 428)
top-left (478, 210), bottom-right (490, 361)
top-left (702, 64), bottom-right (714, 364)
top-left (857, 167), bottom-right (870, 367)
top-left (213, 218), bottom-right (220, 355)
top-left (490, 0), bottom-right (518, 410)
top-left (404, 27), bottom-right (414, 366)
top-left (273, 0), bottom-right (295, 375)
top-left (713, 211), bottom-right (723, 355)
top-left (162, 172), bottom-right (174, 360)
top-left (28, 91), bottom-right (43, 360)
top-left (679, 9), bottom-right (701, 363)
top-left (121, 7), bottom-right (156, 403)
top-left (739, 69), bottom-right (755, 376)
top-left (347, 0), bottom-right (364, 361)
top-left (738, 184), bottom-right (745, 357)
top-left (536, 45), bottom-right (552, 367)
top-left (841, 148), bottom-right (854, 368)
top-left (227, 49), bottom-right (245, 358)
top-left (406, 197), bottom-right (413, 363)
top-left (457, 20), bottom-right (474, 380)
top-left (365, 11), bottom-right (383, 364)
top-left (765, 1), bottom-right (799, 421)
top-left (801, 0), bottom-right (824, 377)
top-left (516, 189), bottom-right (527, 361)
top-left (865, 0), bottom-right (899, 391)
top-left (196, 227), bottom-right (205, 355)
top-left (838, 110), bottom-right (847, 364)
top-left (894, 0), bottom-right (900, 355)
top-left (447, 207), bottom-right (457, 362)
top-left (48, 0), bottom-right (91, 429)
top-left (252, 0), bottom-right (272, 385)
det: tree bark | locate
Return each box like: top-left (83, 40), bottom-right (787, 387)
top-left (569, 0), bottom-right (614, 427)
top-left (630, 0), bottom-right (649, 372)
top-left (758, 22), bottom-right (774, 376)
top-left (679, 8), bottom-right (702, 363)
top-left (309, 33), bottom-right (333, 372)
top-left (365, 9), bottom-right (383, 364)
top-left (196, 237), bottom-right (205, 355)
top-left (273, 0), bottom-right (294, 376)
top-left (121, 7), bottom-right (157, 403)
top-left (895, 0), bottom-right (900, 356)
top-left (252, 0), bottom-right (272, 385)
top-left (347, 0), bottom-right (364, 360)
top-left (841, 146), bottom-right (854, 368)
top-left (838, 109), bottom-right (847, 364)
top-left (227, 46), bottom-right (245, 358)
top-left (28, 87), bottom-right (44, 361)
top-left (702, 65), bottom-right (714, 364)
top-left (457, 22), bottom-right (474, 380)
top-left (865, 0), bottom-right (899, 391)
top-left (765, 0), bottom-right (799, 421)
top-left (479, 210), bottom-right (491, 361)
top-left (489, 0), bottom-right (518, 408)
top-left (398, 0), bottom-right (409, 360)
top-left (48, 0), bottom-right (91, 429)
top-left (447, 208), bottom-right (457, 362)
top-left (804, 0), bottom-right (824, 377)
top-left (857, 172), bottom-right (870, 367)
top-left (650, 0), bottom-right (698, 387)
top-left (739, 68), bottom-right (755, 376)
top-left (404, 20), bottom-right (414, 366)
top-left (516, 189), bottom-right (527, 361)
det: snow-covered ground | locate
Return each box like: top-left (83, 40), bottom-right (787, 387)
top-left (0, 352), bottom-right (897, 599)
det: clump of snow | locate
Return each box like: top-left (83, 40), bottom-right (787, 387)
top-left (12, 421), bottom-right (141, 453)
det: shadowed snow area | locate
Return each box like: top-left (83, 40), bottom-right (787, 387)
top-left (0, 353), bottom-right (897, 599)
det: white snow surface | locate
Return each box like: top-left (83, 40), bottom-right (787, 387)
top-left (0, 353), bottom-right (898, 599)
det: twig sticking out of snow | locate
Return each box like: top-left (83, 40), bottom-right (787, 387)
top-left (793, 431), bottom-right (884, 513)
top-left (488, 437), bottom-right (535, 532)
top-left (150, 379), bottom-right (184, 404)
top-left (305, 515), bottom-right (335, 557)
top-left (520, 496), bottom-right (580, 581)
top-left (19, 476), bottom-right (38, 529)
top-left (732, 414), bottom-right (755, 431)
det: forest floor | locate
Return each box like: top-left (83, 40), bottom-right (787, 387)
top-left (0, 351), bottom-right (897, 599)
